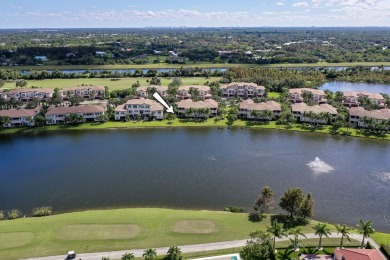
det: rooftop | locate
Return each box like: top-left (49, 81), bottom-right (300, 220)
top-left (240, 99), bottom-right (281, 111)
top-left (292, 103), bottom-right (338, 115)
top-left (46, 105), bottom-right (105, 116)
top-left (177, 99), bottom-right (218, 109)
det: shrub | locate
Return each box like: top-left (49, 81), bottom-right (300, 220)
top-left (248, 212), bottom-right (266, 222)
top-left (32, 206), bottom-right (53, 217)
top-left (381, 244), bottom-right (390, 259)
top-left (224, 206), bottom-right (244, 213)
top-left (8, 209), bottom-right (22, 220)
top-left (0, 211), bottom-right (5, 220)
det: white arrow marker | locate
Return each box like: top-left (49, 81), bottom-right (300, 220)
top-left (153, 92), bottom-right (174, 113)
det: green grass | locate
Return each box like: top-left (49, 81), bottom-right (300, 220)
top-left (0, 208), bottom-right (325, 259)
top-left (268, 92), bottom-right (281, 99)
top-left (372, 232), bottom-right (390, 245)
top-left (1, 77), bottom-right (222, 91)
top-left (7, 61), bottom-right (390, 71)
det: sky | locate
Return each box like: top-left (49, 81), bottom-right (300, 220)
top-left (0, 0), bottom-right (389, 28)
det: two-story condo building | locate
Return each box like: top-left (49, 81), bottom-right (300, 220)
top-left (291, 103), bottom-right (338, 124)
top-left (176, 85), bottom-right (212, 100)
top-left (221, 82), bottom-right (266, 98)
top-left (0, 108), bottom-right (39, 127)
top-left (45, 105), bottom-right (106, 124)
top-left (2, 88), bottom-right (53, 102)
top-left (177, 99), bottom-right (218, 118)
top-left (136, 85), bottom-right (168, 98)
top-left (114, 98), bottom-right (164, 120)
top-left (239, 99), bottom-right (281, 119)
top-left (343, 91), bottom-right (385, 107)
top-left (349, 107), bottom-right (390, 127)
top-left (61, 86), bottom-right (105, 100)
top-left (288, 88), bottom-right (327, 104)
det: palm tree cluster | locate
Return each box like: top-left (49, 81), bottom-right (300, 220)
top-left (184, 107), bottom-right (211, 119)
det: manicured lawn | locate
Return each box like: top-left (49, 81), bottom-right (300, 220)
top-left (372, 232), bottom-right (390, 245)
top-left (0, 208), bottom-right (330, 259)
top-left (6, 61), bottom-right (390, 71)
top-left (1, 77), bottom-right (222, 91)
top-left (268, 92), bottom-right (281, 99)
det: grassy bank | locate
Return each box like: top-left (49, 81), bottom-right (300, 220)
top-left (1, 77), bottom-right (221, 91)
top-left (1, 119), bottom-right (389, 142)
top-left (6, 61), bottom-right (390, 71)
top-left (0, 208), bottom-right (362, 259)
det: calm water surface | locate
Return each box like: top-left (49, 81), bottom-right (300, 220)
top-left (321, 81), bottom-right (390, 95)
top-left (1, 128), bottom-right (390, 231)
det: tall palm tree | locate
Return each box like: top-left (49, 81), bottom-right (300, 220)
top-left (267, 220), bottom-right (287, 253)
top-left (289, 226), bottom-right (307, 240)
top-left (313, 223), bottom-right (332, 250)
top-left (143, 248), bottom-right (157, 260)
top-left (357, 219), bottom-right (375, 248)
top-left (335, 224), bottom-right (352, 248)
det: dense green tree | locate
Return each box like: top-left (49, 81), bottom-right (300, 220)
top-left (299, 192), bottom-right (314, 219)
top-left (279, 188), bottom-right (305, 218)
top-left (240, 230), bottom-right (273, 260)
top-left (254, 186), bottom-right (275, 213)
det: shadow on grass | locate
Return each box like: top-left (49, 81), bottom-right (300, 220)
top-left (277, 248), bottom-right (295, 260)
top-left (270, 215), bottom-right (309, 229)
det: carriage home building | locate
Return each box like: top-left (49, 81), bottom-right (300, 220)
top-left (176, 85), bottom-right (212, 100)
top-left (221, 82), bottom-right (266, 98)
top-left (114, 98), bottom-right (164, 120)
top-left (45, 105), bottom-right (106, 124)
top-left (288, 88), bottom-right (327, 104)
top-left (0, 108), bottom-right (39, 127)
top-left (60, 86), bottom-right (105, 100)
top-left (343, 91), bottom-right (385, 107)
top-left (291, 103), bottom-right (338, 124)
top-left (239, 100), bottom-right (282, 119)
top-left (349, 107), bottom-right (390, 128)
top-left (176, 99), bottom-right (218, 118)
top-left (136, 85), bottom-right (168, 98)
top-left (1, 88), bottom-right (53, 102)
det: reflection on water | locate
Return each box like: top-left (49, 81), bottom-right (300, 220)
top-left (0, 128), bottom-right (390, 231)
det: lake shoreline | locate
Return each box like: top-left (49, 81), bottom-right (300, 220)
top-left (1, 120), bottom-right (389, 141)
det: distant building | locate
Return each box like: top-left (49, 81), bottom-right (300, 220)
top-left (288, 88), bottom-right (327, 104)
top-left (343, 91), bottom-right (385, 107)
top-left (96, 51), bottom-right (106, 57)
top-left (221, 82), bottom-right (266, 98)
top-left (61, 86), bottom-right (105, 100)
top-left (2, 88), bottom-right (53, 102)
top-left (34, 56), bottom-right (48, 61)
top-left (136, 85), bottom-right (168, 98)
top-left (177, 85), bottom-right (211, 100)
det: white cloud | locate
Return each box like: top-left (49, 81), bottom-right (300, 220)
top-left (293, 2), bottom-right (310, 7)
top-left (276, 2), bottom-right (285, 6)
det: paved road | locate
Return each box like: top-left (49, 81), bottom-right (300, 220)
top-left (21, 233), bottom-right (386, 260)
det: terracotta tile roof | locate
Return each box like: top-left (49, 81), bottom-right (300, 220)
top-left (222, 82), bottom-right (265, 90)
top-left (45, 105), bottom-right (105, 116)
top-left (136, 85), bottom-right (168, 92)
top-left (288, 88), bottom-right (325, 96)
top-left (349, 107), bottom-right (390, 120)
top-left (292, 103), bottom-right (338, 115)
top-left (0, 108), bottom-right (39, 118)
top-left (125, 98), bottom-right (164, 111)
top-left (178, 85), bottom-right (211, 92)
top-left (177, 99), bottom-right (218, 109)
top-left (7, 88), bottom-right (53, 94)
top-left (61, 86), bottom-right (104, 92)
top-left (343, 91), bottom-right (384, 100)
top-left (334, 248), bottom-right (384, 260)
top-left (240, 99), bottom-right (281, 111)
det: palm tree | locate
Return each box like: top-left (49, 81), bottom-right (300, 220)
top-left (267, 220), bottom-right (287, 253)
top-left (143, 248), bottom-right (157, 260)
top-left (313, 223), bottom-right (332, 250)
top-left (121, 252), bottom-right (135, 260)
top-left (166, 246), bottom-right (183, 260)
top-left (289, 226), bottom-right (307, 240)
top-left (335, 224), bottom-right (352, 248)
top-left (357, 219), bottom-right (375, 248)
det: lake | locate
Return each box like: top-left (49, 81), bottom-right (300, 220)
top-left (320, 81), bottom-right (390, 95)
top-left (1, 128), bottom-right (390, 231)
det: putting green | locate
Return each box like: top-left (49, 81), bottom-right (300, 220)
top-left (57, 224), bottom-right (140, 240)
top-left (0, 232), bottom-right (34, 249)
top-left (173, 219), bottom-right (217, 234)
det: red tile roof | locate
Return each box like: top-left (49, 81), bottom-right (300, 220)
top-left (334, 248), bottom-right (384, 260)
